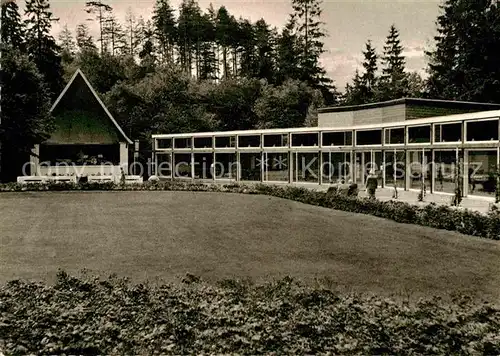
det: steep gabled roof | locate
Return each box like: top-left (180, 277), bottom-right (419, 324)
top-left (51, 68), bottom-right (133, 144)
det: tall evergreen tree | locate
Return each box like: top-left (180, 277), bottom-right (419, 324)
top-left (290, 0), bottom-right (336, 103)
top-left (361, 40), bottom-right (377, 100)
top-left (123, 8), bottom-right (146, 58)
top-left (177, 0), bottom-right (203, 76)
top-left (253, 19), bottom-right (275, 82)
top-left (205, 4), bottom-right (219, 79)
top-left (138, 19), bottom-right (156, 72)
top-left (1, 0), bottom-right (25, 50)
top-left (199, 12), bottom-right (217, 80)
top-left (427, 0), bottom-right (500, 102)
top-left (378, 24), bottom-right (408, 101)
top-left (58, 24), bottom-right (76, 63)
top-left (426, 0), bottom-right (458, 99)
top-left (75, 23), bottom-right (97, 52)
top-left (24, 0), bottom-right (63, 98)
top-left (343, 69), bottom-right (367, 105)
top-left (275, 17), bottom-right (301, 84)
top-left (290, 0), bottom-right (328, 85)
top-left (103, 15), bottom-right (126, 56)
top-left (85, 0), bottom-right (112, 54)
top-left (152, 0), bottom-right (177, 63)
top-left (215, 6), bottom-right (233, 79)
top-left (238, 18), bottom-right (255, 78)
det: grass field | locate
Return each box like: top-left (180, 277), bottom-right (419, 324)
top-left (1, 191), bottom-right (500, 300)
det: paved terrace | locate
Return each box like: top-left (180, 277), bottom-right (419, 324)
top-left (289, 184), bottom-right (497, 214)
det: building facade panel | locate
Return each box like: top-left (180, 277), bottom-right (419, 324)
top-left (317, 111), bottom-right (354, 127)
top-left (352, 107), bottom-right (384, 126)
top-left (381, 104), bottom-right (406, 123)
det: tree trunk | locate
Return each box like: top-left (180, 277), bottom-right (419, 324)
top-left (222, 47), bottom-right (228, 79)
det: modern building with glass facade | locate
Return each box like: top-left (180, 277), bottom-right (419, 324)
top-left (152, 103), bottom-right (500, 200)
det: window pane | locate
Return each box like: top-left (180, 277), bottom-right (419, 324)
top-left (264, 134), bottom-right (288, 147)
top-left (384, 151), bottom-right (405, 188)
top-left (194, 137), bottom-right (212, 149)
top-left (356, 130), bottom-right (382, 145)
top-left (322, 152), bottom-right (351, 183)
top-left (264, 152), bottom-right (289, 181)
top-left (408, 126), bottom-right (431, 143)
top-left (240, 153), bottom-right (262, 181)
top-left (174, 153), bottom-right (191, 178)
top-left (193, 153), bottom-right (212, 179)
top-left (468, 150), bottom-right (498, 197)
top-left (156, 153), bottom-right (172, 178)
top-left (466, 120), bottom-right (499, 141)
top-left (434, 150), bottom-right (459, 194)
top-left (215, 136), bottom-right (235, 148)
top-left (215, 153), bottom-right (237, 180)
top-left (157, 138), bottom-right (172, 149)
top-left (238, 135), bottom-right (260, 148)
top-left (174, 137), bottom-right (191, 149)
top-left (386, 128), bottom-right (405, 144)
top-left (292, 152), bottom-right (319, 182)
top-left (439, 123), bottom-right (462, 142)
top-left (291, 133), bottom-right (319, 147)
top-left (322, 132), bottom-right (351, 146)
top-left (345, 132), bottom-right (353, 145)
top-left (408, 150), bottom-right (431, 189)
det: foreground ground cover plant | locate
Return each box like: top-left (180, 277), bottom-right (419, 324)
top-left (1, 181), bottom-right (499, 240)
top-left (0, 272), bottom-right (499, 355)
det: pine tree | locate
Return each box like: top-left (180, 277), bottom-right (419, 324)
top-left (215, 6), bottom-right (233, 79)
top-left (253, 19), bottom-right (275, 82)
top-left (123, 8), bottom-right (144, 58)
top-left (1, 0), bottom-right (25, 50)
top-left (85, 0), bottom-right (112, 54)
top-left (177, 0), bottom-right (203, 76)
top-left (361, 40), bottom-right (377, 101)
top-left (75, 23), bottom-right (97, 52)
top-left (427, 0), bottom-right (500, 102)
top-left (290, 0), bottom-right (336, 103)
top-left (206, 4), bottom-right (219, 79)
top-left (58, 24), bottom-right (76, 63)
top-left (152, 0), bottom-right (176, 63)
top-left (291, 0), bottom-right (327, 85)
top-left (275, 17), bottom-right (301, 84)
top-left (199, 12), bottom-right (217, 80)
top-left (343, 70), bottom-right (367, 105)
top-left (138, 19), bottom-right (156, 72)
top-left (238, 18), bottom-right (255, 78)
top-left (24, 0), bottom-right (63, 99)
top-left (378, 24), bottom-right (408, 101)
top-left (227, 14), bottom-right (240, 77)
top-left (103, 15), bottom-right (126, 56)
top-left (426, 0), bottom-right (459, 99)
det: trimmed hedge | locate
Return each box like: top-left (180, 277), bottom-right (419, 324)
top-left (1, 272), bottom-right (500, 355)
top-left (1, 181), bottom-right (499, 240)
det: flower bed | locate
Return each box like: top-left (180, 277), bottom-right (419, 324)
top-left (1, 181), bottom-right (499, 240)
top-left (1, 272), bottom-right (499, 355)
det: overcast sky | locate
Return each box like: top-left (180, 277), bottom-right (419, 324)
top-left (46, 0), bottom-right (442, 89)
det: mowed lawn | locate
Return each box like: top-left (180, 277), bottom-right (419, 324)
top-left (1, 191), bottom-right (500, 300)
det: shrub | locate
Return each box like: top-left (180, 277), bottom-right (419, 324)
top-left (1, 272), bottom-right (499, 355)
